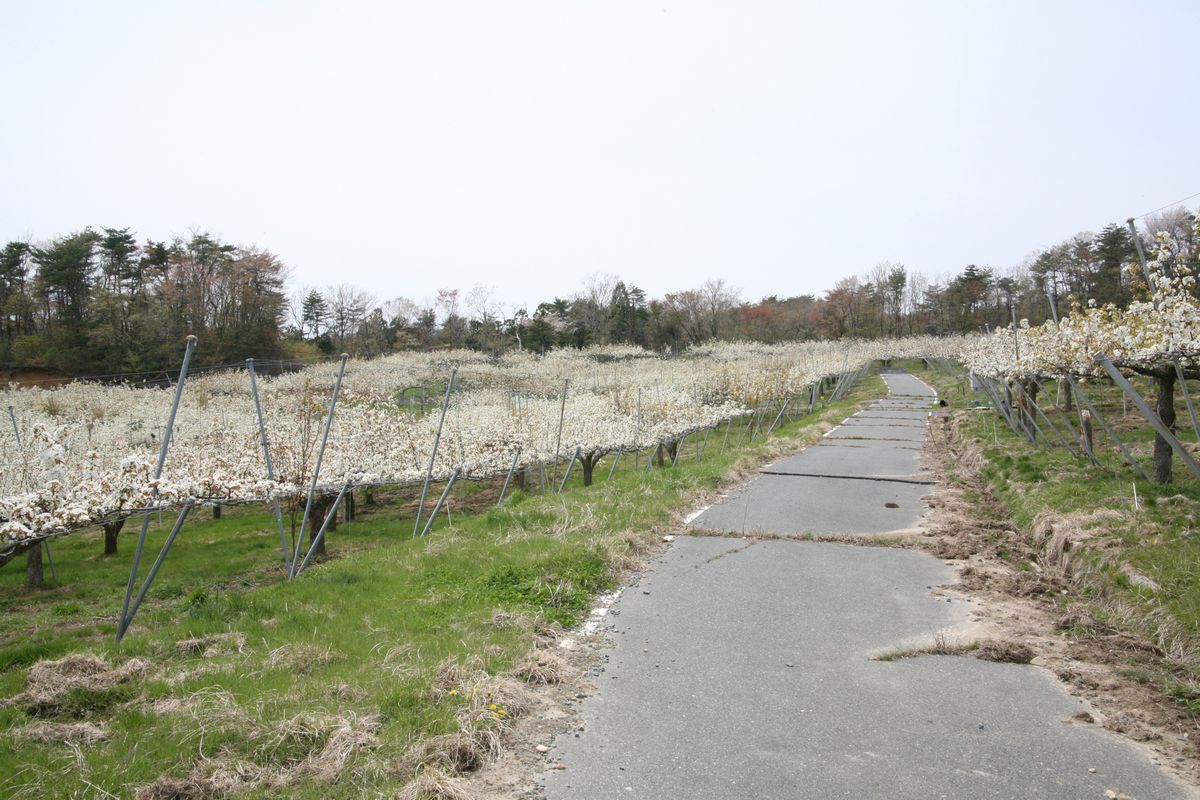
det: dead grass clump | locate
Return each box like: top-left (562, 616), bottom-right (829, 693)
top-left (533, 617), bottom-right (565, 644)
top-left (510, 648), bottom-right (569, 686)
top-left (289, 712), bottom-right (381, 781)
top-left (146, 702), bottom-right (381, 795)
top-left (1030, 509), bottom-right (1126, 573)
top-left (15, 720), bottom-right (107, 745)
top-left (396, 770), bottom-right (474, 800)
top-left (402, 727), bottom-right (501, 774)
top-left (13, 653), bottom-right (149, 713)
top-left (975, 639), bottom-right (1035, 664)
top-left (489, 611), bottom-right (528, 631)
top-left (136, 756), bottom-right (270, 799)
top-left (264, 643), bottom-right (337, 673)
top-left (431, 656), bottom-right (535, 731)
top-left (175, 632), bottom-right (247, 658)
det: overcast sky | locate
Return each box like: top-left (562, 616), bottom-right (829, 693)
top-left (2, 1), bottom-right (1197, 313)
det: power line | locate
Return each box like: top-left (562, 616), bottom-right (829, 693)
top-left (1135, 190), bottom-right (1200, 220)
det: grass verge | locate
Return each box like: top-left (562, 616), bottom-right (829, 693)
top-left (901, 358), bottom-right (1200, 737)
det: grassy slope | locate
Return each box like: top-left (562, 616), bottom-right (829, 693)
top-left (0, 374), bottom-right (886, 798)
top-left (905, 359), bottom-right (1200, 716)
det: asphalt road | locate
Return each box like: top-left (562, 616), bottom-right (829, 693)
top-left (541, 372), bottom-right (1194, 799)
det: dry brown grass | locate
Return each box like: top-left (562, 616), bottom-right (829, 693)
top-left (396, 770), bottom-right (474, 800)
top-left (138, 703), bottom-right (381, 797)
top-left (401, 727), bottom-right (501, 775)
top-left (874, 630), bottom-right (979, 661)
top-left (975, 640), bottom-right (1035, 664)
top-left (510, 648), bottom-right (570, 686)
top-left (263, 642), bottom-right (337, 673)
top-left (3, 653), bottom-right (149, 714)
top-left (14, 721), bottom-right (108, 746)
top-left (174, 632), bottom-right (247, 658)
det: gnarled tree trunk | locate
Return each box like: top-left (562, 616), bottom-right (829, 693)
top-left (26, 543), bottom-right (43, 589)
top-left (1153, 371), bottom-right (1177, 484)
top-left (103, 518), bottom-right (126, 556)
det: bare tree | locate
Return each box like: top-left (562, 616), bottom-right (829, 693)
top-left (327, 284), bottom-right (373, 352)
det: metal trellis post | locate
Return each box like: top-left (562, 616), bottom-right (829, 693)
top-left (558, 447), bottom-right (581, 492)
top-left (607, 449), bottom-right (622, 480)
top-left (497, 447), bottom-right (522, 505)
top-left (296, 482), bottom-right (352, 575)
top-left (118, 335), bottom-right (196, 641)
top-left (420, 468), bottom-right (462, 537)
top-left (413, 367), bottom-right (457, 538)
top-left (247, 359), bottom-right (290, 567)
top-left (291, 354), bottom-right (349, 577)
top-left (1095, 352), bottom-right (1200, 481)
top-left (1065, 375), bottom-right (1149, 480)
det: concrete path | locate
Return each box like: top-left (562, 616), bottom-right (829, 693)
top-left (542, 372), bottom-right (1193, 799)
top-left (687, 372), bottom-right (936, 536)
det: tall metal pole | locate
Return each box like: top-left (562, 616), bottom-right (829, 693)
top-left (552, 379), bottom-right (568, 484)
top-left (119, 335), bottom-right (196, 641)
top-left (291, 354), bottom-right (349, 577)
top-left (247, 359), bottom-right (290, 567)
top-left (413, 367), bottom-right (457, 538)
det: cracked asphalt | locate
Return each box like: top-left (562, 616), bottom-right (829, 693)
top-left (541, 372), bottom-right (1195, 799)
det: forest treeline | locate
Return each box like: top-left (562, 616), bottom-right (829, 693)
top-left (1, 208), bottom-right (1194, 378)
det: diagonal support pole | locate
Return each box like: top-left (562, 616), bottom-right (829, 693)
top-left (247, 359), bottom-right (290, 568)
top-left (291, 354), bottom-right (349, 577)
top-left (766, 399), bottom-right (790, 436)
top-left (607, 449), bottom-right (622, 480)
top-left (497, 447), bottom-right (522, 505)
top-left (119, 335), bottom-right (196, 642)
top-left (414, 368), bottom-right (457, 538)
top-left (1013, 379), bottom-right (1077, 456)
top-left (1065, 376), bottom-right (1148, 479)
top-left (122, 503), bottom-right (194, 631)
top-left (1095, 352), bottom-right (1200, 481)
top-left (558, 447), bottom-right (582, 492)
top-left (419, 468), bottom-right (461, 537)
top-left (295, 482), bottom-right (352, 576)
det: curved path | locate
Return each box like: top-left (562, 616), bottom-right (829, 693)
top-left (541, 372), bottom-right (1193, 799)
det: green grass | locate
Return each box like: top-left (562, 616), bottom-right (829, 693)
top-left (0, 373), bottom-right (886, 798)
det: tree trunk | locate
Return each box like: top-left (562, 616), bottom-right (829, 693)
top-left (581, 454), bottom-right (596, 487)
top-left (1153, 371), bottom-right (1177, 484)
top-left (26, 543), bottom-right (43, 589)
top-left (212, 504), bottom-right (222, 519)
top-left (309, 497), bottom-right (334, 556)
top-left (345, 491), bottom-right (355, 522)
top-left (103, 518), bottom-right (126, 556)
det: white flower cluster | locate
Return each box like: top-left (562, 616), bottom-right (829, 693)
top-left (0, 337), bottom-right (959, 548)
top-left (962, 212), bottom-right (1200, 381)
